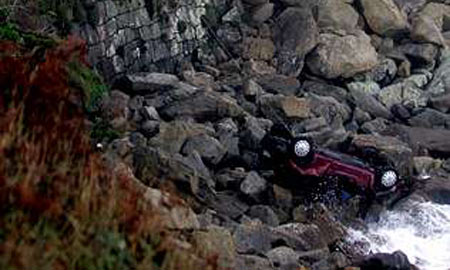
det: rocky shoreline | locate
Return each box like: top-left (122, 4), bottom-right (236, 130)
top-left (91, 0), bottom-right (450, 269)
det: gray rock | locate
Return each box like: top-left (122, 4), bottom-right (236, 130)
top-left (306, 30), bottom-right (378, 79)
top-left (398, 43), bottom-right (439, 67)
top-left (353, 107), bottom-right (373, 125)
top-left (361, 118), bottom-right (390, 135)
top-left (148, 121), bottom-right (214, 154)
top-left (248, 205), bottom-right (280, 227)
top-left (159, 90), bottom-right (245, 122)
top-left (235, 254), bottom-right (272, 270)
top-left (297, 248), bottom-right (330, 265)
top-left (241, 37), bottom-right (275, 61)
top-left (316, 0), bottom-right (360, 32)
top-left (430, 93), bottom-right (450, 113)
top-left (140, 120), bottom-right (159, 138)
top-left (256, 74), bottom-right (301, 95)
top-left (273, 223), bottom-right (327, 250)
top-left (258, 94), bottom-right (311, 123)
top-left (427, 50), bottom-right (450, 96)
top-left (307, 93), bottom-right (352, 126)
top-left (249, 3), bottom-right (274, 24)
top-left (240, 171), bottom-right (268, 199)
top-left (308, 204), bottom-right (346, 247)
top-left (410, 3), bottom-right (450, 45)
top-left (208, 191), bottom-right (250, 219)
top-left (408, 108), bottom-right (450, 129)
top-left (301, 126), bottom-right (350, 149)
top-left (377, 81), bottom-right (426, 110)
top-left (347, 81), bottom-right (381, 96)
top-left (274, 7), bottom-right (318, 76)
top-left (302, 81), bottom-right (349, 103)
top-left (293, 117), bottom-right (328, 133)
top-left (413, 156), bottom-right (442, 175)
top-left (116, 72), bottom-right (180, 94)
top-left (348, 86), bottom-right (392, 119)
top-left (394, 0), bottom-right (426, 16)
top-left (233, 221), bottom-right (273, 253)
top-left (266, 246), bottom-right (301, 267)
top-left (360, 0), bottom-right (408, 37)
top-left (363, 58), bottom-right (397, 85)
top-left (239, 116), bottom-right (269, 151)
top-left (242, 0), bottom-right (268, 5)
top-left (243, 79), bottom-right (264, 99)
top-left (216, 168), bottom-right (247, 190)
top-left (181, 134), bottom-right (227, 166)
top-left (140, 106), bottom-right (160, 121)
top-left (181, 70), bottom-right (217, 90)
top-left (216, 118), bottom-right (240, 157)
top-left (351, 133), bottom-right (413, 177)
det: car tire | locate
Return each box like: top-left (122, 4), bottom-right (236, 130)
top-left (374, 166), bottom-right (398, 191)
top-left (291, 137), bottom-right (315, 165)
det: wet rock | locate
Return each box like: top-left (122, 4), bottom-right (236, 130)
top-left (115, 72), bottom-right (179, 95)
top-left (240, 171), bottom-right (268, 200)
top-left (266, 246), bottom-right (301, 267)
top-left (235, 254), bottom-right (272, 270)
top-left (309, 204), bottom-right (346, 247)
top-left (259, 94), bottom-right (311, 123)
top-left (274, 7), bottom-right (318, 76)
top-left (354, 250), bottom-right (415, 270)
top-left (159, 90), bottom-right (245, 122)
top-left (256, 74), bottom-right (301, 95)
top-left (408, 108), bottom-right (450, 129)
top-left (208, 191), bottom-right (249, 219)
top-left (316, 0), bottom-right (360, 32)
top-left (248, 205), bottom-right (280, 227)
top-left (192, 226), bottom-right (235, 269)
top-left (413, 156), bottom-right (442, 175)
top-left (359, 0), bottom-right (408, 37)
top-left (306, 30), bottom-right (378, 79)
top-left (348, 86), bottom-right (392, 119)
top-left (148, 121), bottom-right (214, 154)
top-left (181, 134), bottom-right (226, 166)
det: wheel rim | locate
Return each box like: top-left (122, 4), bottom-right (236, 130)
top-left (381, 170), bottom-right (397, 187)
top-left (294, 140), bottom-right (310, 157)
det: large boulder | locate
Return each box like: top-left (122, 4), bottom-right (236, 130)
top-left (410, 3), bottom-right (450, 46)
top-left (316, 0), bottom-right (360, 32)
top-left (348, 85), bottom-right (393, 119)
top-left (359, 0), bottom-right (408, 37)
top-left (273, 7), bottom-right (318, 76)
top-left (181, 134), bottom-right (227, 166)
top-left (115, 72), bottom-right (180, 95)
top-left (258, 94), bottom-right (311, 123)
top-left (306, 30), bottom-right (378, 79)
top-left (413, 175), bottom-right (450, 204)
top-left (159, 90), bottom-right (245, 122)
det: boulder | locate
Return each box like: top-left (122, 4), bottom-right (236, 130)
top-left (273, 7), bottom-right (318, 76)
top-left (377, 81), bottom-right (426, 110)
top-left (239, 116), bottom-right (271, 151)
top-left (306, 30), bottom-right (378, 79)
top-left (408, 108), bottom-right (450, 129)
top-left (242, 37), bottom-right (275, 61)
top-left (115, 72), bottom-right (180, 95)
top-left (307, 93), bottom-right (352, 126)
top-left (302, 81), bottom-right (349, 103)
top-left (233, 221), bottom-right (273, 253)
top-left (248, 205), bottom-right (280, 227)
top-left (354, 251), bottom-right (416, 270)
top-left (351, 134), bottom-right (413, 177)
top-left (181, 70), bottom-right (216, 90)
top-left (181, 134), bottom-right (227, 166)
top-left (235, 255), bottom-right (272, 270)
top-left (359, 0), bottom-right (408, 37)
top-left (256, 74), bottom-right (301, 95)
top-left (414, 175), bottom-right (450, 204)
top-left (427, 50), bottom-right (450, 96)
top-left (258, 94), bottom-right (311, 123)
top-left (266, 246), bottom-right (302, 268)
top-left (240, 171), bottom-right (268, 200)
top-left (316, 0), bottom-right (360, 32)
top-left (159, 90), bottom-right (245, 122)
top-left (215, 167), bottom-right (247, 190)
top-left (398, 43), bottom-right (439, 67)
top-left (410, 3), bottom-right (450, 45)
top-left (208, 191), bottom-right (250, 219)
top-left (272, 223), bottom-right (327, 250)
top-left (148, 121), bottom-right (214, 154)
top-left (361, 118), bottom-right (390, 135)
top-left (348, 86), bottom-right (392, 119)
top-left (249, 3), bottom-right (274, 24)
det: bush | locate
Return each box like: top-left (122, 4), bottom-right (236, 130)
top-left (0, 36), bottom-right (218, 270)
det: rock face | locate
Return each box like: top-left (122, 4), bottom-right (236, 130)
top-left (360, 0), bottom-right (408, 36)
top-left (306, 30), bottom-right (378, 79)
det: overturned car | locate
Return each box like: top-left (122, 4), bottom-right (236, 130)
top-left (261, 124), bottom-right (401, 200)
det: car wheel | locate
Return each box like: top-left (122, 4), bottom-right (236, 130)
top-left (292, 137), bottom-right (315, 164)
top-left (375, 166), bottom-right (398, 191)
